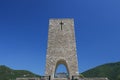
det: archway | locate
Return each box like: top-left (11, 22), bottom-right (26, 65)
top-left (54, 60), bottom-right (69, 78)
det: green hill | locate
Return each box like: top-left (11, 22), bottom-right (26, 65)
top-left (0, 65), bottom-right (40, 80)
top-left (81, 62), bottom-right (120, 80)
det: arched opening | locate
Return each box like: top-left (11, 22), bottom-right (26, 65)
top-left (54, 60), bottom-right (69, 78)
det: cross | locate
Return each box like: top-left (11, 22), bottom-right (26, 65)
top-left (60, 21), bottom-right (64, 30)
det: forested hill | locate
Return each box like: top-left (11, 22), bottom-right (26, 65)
top-left (0, 65), bottom-right (40, 80)
top-left (82, 62), bottom-right (120, 80)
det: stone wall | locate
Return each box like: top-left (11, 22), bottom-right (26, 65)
top-left (45, 19), bottom-right (79, 79)
top-left (81, 78), bottom-right (109, 80)
top-left (16, 77), bottom-right (40, 80)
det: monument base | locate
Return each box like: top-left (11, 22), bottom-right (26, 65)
top-left (53, 78), bottom-right (68, 80)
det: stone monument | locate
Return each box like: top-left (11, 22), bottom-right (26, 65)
top-left (45, 19), bottom-right (79, 79)
top-left (16, 18), bottom-right (109, 80)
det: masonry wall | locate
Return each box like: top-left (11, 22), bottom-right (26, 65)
top-left (45, 19), bottom-right (79, 79)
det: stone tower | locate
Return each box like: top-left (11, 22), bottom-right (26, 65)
top-left (45, 19), bottom-right (79, 79)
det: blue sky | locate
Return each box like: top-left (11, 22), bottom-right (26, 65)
top-left (0, 0), bottom-right (120, 75)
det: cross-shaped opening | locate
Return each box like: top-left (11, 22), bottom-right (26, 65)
top-left (60, 21), bottom-right (64, 30)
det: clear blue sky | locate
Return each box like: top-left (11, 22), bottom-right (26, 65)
top-left (0, 0), bottom-right (120, 75)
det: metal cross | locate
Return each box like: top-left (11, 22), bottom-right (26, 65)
top-left (60, 21), bottom-right (64, 30)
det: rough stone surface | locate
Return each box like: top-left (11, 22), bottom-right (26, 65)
top-left (16, 77), bottom-right (40, 80)
top-left (52, 78), bottom-right (68, 80)
top-left (45, 19), bottom-right (79, 79)
top-left (52, 78), bottom-right (109, 80)
top-left (80, 78), bottom-right (109, 80)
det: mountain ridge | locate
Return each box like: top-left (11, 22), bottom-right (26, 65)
top-left (81, 62), bottom-right (120, 80)
top-left (0, 65), bottom-right (40, 80)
